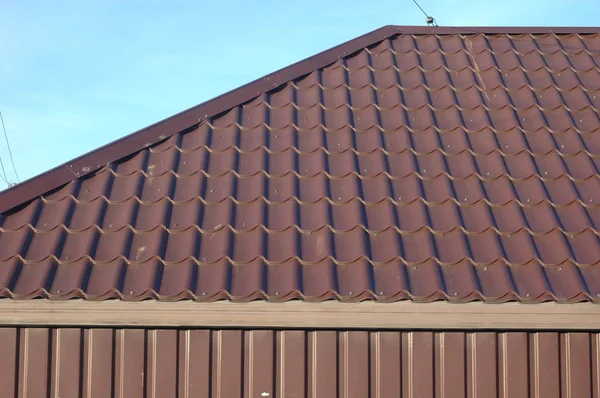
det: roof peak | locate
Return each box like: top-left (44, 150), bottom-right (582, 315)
top-left (2, 24), bottom-right (599, 214)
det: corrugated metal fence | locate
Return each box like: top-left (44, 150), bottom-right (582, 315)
top-left (0, 328), bottom-right (598, 397)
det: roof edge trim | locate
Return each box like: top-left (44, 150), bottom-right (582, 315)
top-left (2, 300), bottom-right (599, 330)
top-left (0, 25), bottom-right (399, 215)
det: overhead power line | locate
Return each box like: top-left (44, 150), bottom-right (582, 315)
top-left (0, 155), bottom-right (9, 187)
top-left (0, 110), bottom-right (20, 184)
top-left (411, 0), bottom-right (438, 26)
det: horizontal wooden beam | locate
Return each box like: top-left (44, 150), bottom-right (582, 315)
top-left (0, 300), bottom-right (599, 330)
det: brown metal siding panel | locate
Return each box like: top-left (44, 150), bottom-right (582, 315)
top-left (82, 328), bottom-right (113, 398)
top-left (466, 332), bottom-right (497, 398)
top-left (115, 329), bottom-right (145, 398)
top-left (0, 328), bottom-right (17, 398)
top-left (213, 330), bottom-right (243, 397)
top-left (436, 332), bottom-right (466, 398)
top-left (51, 328), bottom-right (82, 398)
top-left (562, 332), bottom-right (593, 397)
top-left (245, 330), bottom-right (275, 398)
top-left (20, 328), bottom-right (50, 398)
top-left (498, 332), bottom-right (529, 397)
top-left (6, 328), bottom-right (600, 397)
top-left (179, 329), bottom-right (210, 398)
top-left (147, 329), bottom-right (178, 398)
top-left (308, 331), bottom-right (338, 397)
top-left (277, 330), bottom-right (306, 397)
top-left (530, 332), bottom-right (560, 398)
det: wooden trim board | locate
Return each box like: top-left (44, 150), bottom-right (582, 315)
top-left (0, 300), bottom-right (599, 330)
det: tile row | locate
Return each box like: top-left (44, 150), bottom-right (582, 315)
top-left (293, 64), bottom-right (600, 91)
top-left (42, 172), bottom-right (600, 204)
top-left (1, 226), bottom-right (598, 265)
top-left (0, 257), bottom-right (597, 302)
top-left (370, 34), bottom-right (600, 56)
top-left (339, 45), bottom-right (600, 73)
top-left (251, 84), bottom-right (600, 112)
top-left (153, 124), bottom-right (600, 154)
top-left (4, 198), bottom-right (600, 235)
top-left (205, 101), bottom-right (600, 132)
top-left (111, 146), bottom-right (600, 179)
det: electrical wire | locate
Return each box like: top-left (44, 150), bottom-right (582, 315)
top-left (0, 111), bottom-right (20, 183)
top-left (0, 154), bottom-right (9, 187)
top-left (411, 0), bottom-right (438, 26)
top-left (411, 0), bottom-right (429, 18)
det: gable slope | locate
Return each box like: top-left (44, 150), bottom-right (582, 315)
top-left (3, 25), bottom-right (600, 214)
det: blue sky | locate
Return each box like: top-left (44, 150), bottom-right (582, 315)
top-left (1, 0), bottom-right (599, 186)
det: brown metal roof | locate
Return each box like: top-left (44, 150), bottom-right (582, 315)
top-left (1, 327), bottom-right (598, 397)
top-left (1, 25), bottom-right (600, 303)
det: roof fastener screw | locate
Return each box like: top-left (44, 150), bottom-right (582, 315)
top-left (379, 291), bottom-right (385, 295)
top-left (580, 120), bottom-right (583, 123)
top-left (275, 291), bottom-right (280, 296)
top-left (338, 196), bottom-right (342, 200)
top-left (274, 135), bottom-right (278, 138)
top-left (484, 266), bottom-right (488, 271)
top-left (209, 189), bottom-right (214, 193)
top-left (364, 169), bottom-right (368, 173)
top-left (130, 290), bottom-right (135, 294)
top-left (453, 292), bottom-right (459, 296)
top-left (348, 291), bottom-right (353, 295)
top-left (423, 169), bottom-right (427, 173)
top-left (486, 172), bottom-right (490, 176)
top-left (44, 222), bottom-right (48, 226)
top-left (157, 188), bottom-right (161, 192)
top-left (558, 267), bottom-right (562, 271)
top-left (109, 224), bottom-right (113, 227)
top-left (398, 197), bottom-right (402, 200)
top-left (525, 293), bottom-right (530, 297)
top-left (57, 289), bottom-right (61, 293)
top-left (590, 199), bottom-right (594, 203)
top-left (242, 222), bottom-right (247, 226)
top-left (202, 292), bottom-right (207, 296)
top-left (183, 161), bottom-right (187, 164)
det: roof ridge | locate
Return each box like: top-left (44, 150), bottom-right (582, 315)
top-left (2, 24), bottom-right (600, 214)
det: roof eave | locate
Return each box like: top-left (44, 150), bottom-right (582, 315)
top-left (2, 300), bottom-right (600, 330)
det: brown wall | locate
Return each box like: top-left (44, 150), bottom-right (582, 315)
top-left (0, 327), bottom-right (598, 398)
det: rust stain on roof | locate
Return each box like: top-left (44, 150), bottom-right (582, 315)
top-left (1, 26), bottom-right (600, 302)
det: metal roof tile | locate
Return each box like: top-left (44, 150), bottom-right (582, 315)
top-left (2, 26), bottom-right (600, 302)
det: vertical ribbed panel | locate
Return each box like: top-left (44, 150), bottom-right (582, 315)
top-left (2, 328), bottom-right (600, 397)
